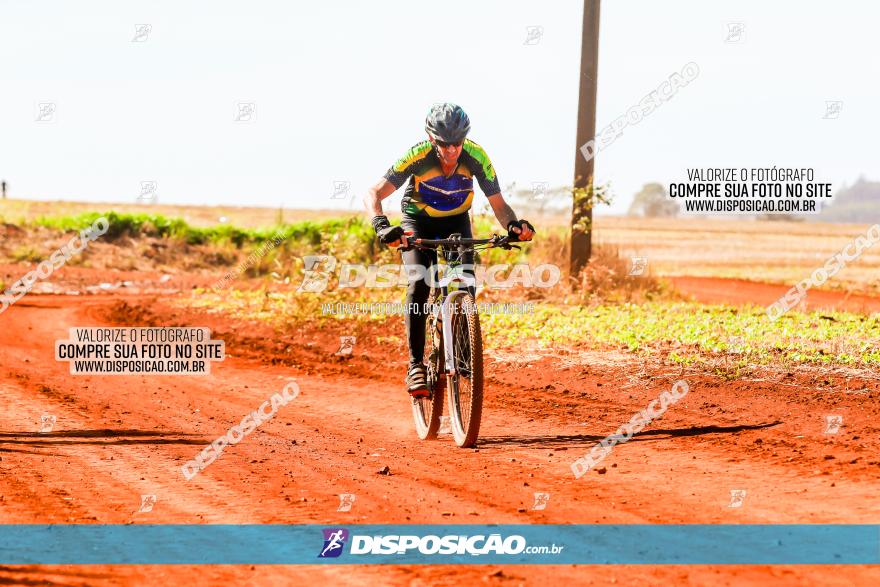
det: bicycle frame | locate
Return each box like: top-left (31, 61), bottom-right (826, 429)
top-left (402, 230), bottom-right (521, 447)
top-left (400, 232), bottom-right (516, 379)
top-left (437, 287), bottom-right (468, 376)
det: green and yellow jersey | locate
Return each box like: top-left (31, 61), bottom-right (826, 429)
top-left (384, 139), bottom-right (501, 218)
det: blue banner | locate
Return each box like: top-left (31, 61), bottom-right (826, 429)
top-left (0, 524), bottom-right (877, 565)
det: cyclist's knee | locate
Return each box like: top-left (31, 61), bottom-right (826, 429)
top-left (407, 276), bottom-right (430, 300)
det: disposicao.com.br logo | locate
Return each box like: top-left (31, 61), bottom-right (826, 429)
top-left (317, 528), bottom-right (563, 558)
top-left (318, 528), bottom-right (350, 558)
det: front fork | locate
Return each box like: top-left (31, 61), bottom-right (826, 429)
top-left (439, 288), bottom-right (468, 377)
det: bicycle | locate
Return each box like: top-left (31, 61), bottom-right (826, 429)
top-left (399, 232), bottom-right (520, 448)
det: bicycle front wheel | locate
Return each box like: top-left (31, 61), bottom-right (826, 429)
top-left (412, 303), bottom-right (444, 440)
top-left (447, 294), bottom-right (483, 448)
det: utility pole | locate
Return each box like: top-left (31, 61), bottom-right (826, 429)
top-left (570, 0), bottom-right (600, 278)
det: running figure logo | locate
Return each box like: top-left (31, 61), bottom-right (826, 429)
top-left (137, 494), bottom-right (157, 513)
top-left (531, 181), bottom-right (549, 201)
top-left (335, 336), bottom-right (356, 357)
top-left (523, 25), bottom-right (544, 45)
top-left (234, 102), bottom-right (256, 123)
top-left (532, 492), bottom-right (550, 510)
top-left (39, 414), bottom-right (57, 433)
top-left (298, 255), bottom-right (336, 293)
top-left (629, 257), bottom-right (648, 276)
top-left (318, 528), bottom-right (349, 558)
top-left (337, 494), bottom-right (356, 512)
top-left (824, 415), bottom-right (843, 434)
top-left (725, 22), bottom-right (745, 44)
top-left (138, 181), bottom-right (158, 203)
top-left (823, 101), bottom-right (843, 120)
top-left (330, 180), bottom-right (351, 200)
top-left (35, 102), bottom-right (56, 123)
top-left (728, 489), bottom-right (747, 508)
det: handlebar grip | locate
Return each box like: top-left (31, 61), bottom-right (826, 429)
top-left (397, 232), bottom-right (414, 251)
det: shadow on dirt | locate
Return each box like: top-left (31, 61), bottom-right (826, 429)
top-left (0, 429), bottom-right (208, 450)
top-left (477, 421), bottom-right (782, 448)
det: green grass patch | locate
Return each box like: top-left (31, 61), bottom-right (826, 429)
top-left (28, 211), bottom-right (378, 257)
top-left (183, 286), bottom-right (408, 327)
top-left (483, 301), bottom-right (880, 368)
top-left (175, 289), bottom-right (880, 371)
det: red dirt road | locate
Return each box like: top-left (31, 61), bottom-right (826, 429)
top-left (669, 276), bottom-right (880, 314)
top-left (1, 291), bottom-right (880, 586)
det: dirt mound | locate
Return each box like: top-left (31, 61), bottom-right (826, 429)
top-left (103, 299), bottom-right (165, 327)
top-left (0, 223), bottom-right (25, 238)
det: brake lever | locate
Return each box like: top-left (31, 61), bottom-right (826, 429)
top-left (495, 234), bottom-right (522, 250)
top-left (394, 231), bottom-right (415, 252)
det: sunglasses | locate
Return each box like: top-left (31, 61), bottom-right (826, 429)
top-left (436, 140), bottom-right (463, 148)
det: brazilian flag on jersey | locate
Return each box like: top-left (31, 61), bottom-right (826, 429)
top-left (383, 139), bottom-right (501, 217)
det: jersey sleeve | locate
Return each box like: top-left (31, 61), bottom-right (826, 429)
top-left (462, 140), bottom-right (501, 196)
top-left (383, 141), bottom-right (432, 189)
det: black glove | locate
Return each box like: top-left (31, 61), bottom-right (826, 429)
top-left (372, 216), bottom-right (405, 244)
top-left (507, 219), bottom-right (535, 241)
top-left (377, 225), bottom-right (404, 244)
top-left (371, 214), bottom-right (391, 233)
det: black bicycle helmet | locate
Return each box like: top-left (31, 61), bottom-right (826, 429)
top-left (425, 103), bottom-right (471, 143)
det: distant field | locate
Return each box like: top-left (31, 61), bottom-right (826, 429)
top-left (2, 198), bottom-right (878, 293)
top-left (0, 199), bottom-right (349, 229)
top-left (591, 216), bottom-right (880, 293)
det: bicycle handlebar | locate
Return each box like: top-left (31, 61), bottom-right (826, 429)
top-left (397, 233), bottom-right (522, 251)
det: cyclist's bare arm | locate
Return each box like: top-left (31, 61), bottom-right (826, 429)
top-left (364, 178), bottom-right (403, 246)
top-left (487, 193), bottom-right (534, 240)
top-left (364, 178), bottom-right (397, 217)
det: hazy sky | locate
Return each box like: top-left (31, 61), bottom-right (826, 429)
top-left (1, 1), bottom-right (877, 216)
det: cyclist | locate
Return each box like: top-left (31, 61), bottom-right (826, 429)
top-left (364, 103), bottom-right (535, 397)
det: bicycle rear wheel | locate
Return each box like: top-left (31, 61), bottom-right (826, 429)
top-left (447, 294), bottom-right (483, 447)
top-left (411, 298), bottom-right (444, 440)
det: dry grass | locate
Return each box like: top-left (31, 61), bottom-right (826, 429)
top-left (3, 198), bottom-right (879, 294)
top-left (0, 198), bottom-right (349, 229)
top-left (471, 212), bottom-right (880, 295)
top-left (590, 216), bottom-right (880, 294)
top-left (573, 243), bottom-right (673, 303)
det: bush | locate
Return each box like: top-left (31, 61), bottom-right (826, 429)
top-left (11, 246), bottom-right (44, 263)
